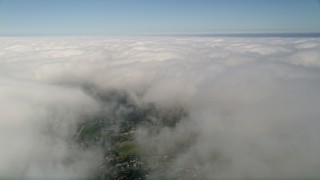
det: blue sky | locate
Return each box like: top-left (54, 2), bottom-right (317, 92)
top-left (0, 0), bottom-right (320, 35)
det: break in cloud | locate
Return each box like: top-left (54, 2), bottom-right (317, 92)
top-left (0, 36), bottom-right (320, 178)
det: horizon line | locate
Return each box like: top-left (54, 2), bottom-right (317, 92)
top-left (1, 32), bottom-right (320, 38)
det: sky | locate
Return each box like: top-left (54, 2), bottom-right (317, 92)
top-left (0, 0), bottom-right (320, 35)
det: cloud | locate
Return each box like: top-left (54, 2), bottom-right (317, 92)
top-left (0, 36), bottom-right (320, 178)
top-left (0, 75), bottom-right (102, 179)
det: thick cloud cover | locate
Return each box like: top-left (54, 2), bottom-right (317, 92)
top-left (1, 36), bottom-right (320, 178)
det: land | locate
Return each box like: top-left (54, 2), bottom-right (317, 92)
top-left (75, 91), bottom-right (192, 179)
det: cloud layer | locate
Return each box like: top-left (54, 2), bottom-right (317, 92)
top-left (1, 36), bottom-right (320, 178)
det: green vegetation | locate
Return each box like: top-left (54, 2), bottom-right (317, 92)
top-left (74, 91), bottom-right (190, 179)
top-left (78, 123), bottom-right (101, 141)
top-left (113, 141), bottom-right (139, 158)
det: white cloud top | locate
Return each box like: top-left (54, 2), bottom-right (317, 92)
top-left (1, 37), bottom-right (320, 178)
